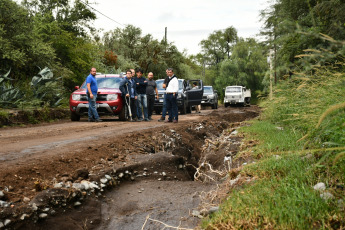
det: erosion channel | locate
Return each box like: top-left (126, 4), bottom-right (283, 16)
top-left (0, 106), bottom-right (259, 229)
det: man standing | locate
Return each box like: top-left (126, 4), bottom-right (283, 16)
top-left (119, 70), bottom-right (138, 122)
top-left (146, 72), bottom-right (158, 120)
top-left (86, 67), bottom-right (102, 122)
top-left (158, 69), bottom-right (170, 122)
top-left (165, 68), bottom-right (179, 123)
top-left (135, 69), bottom-right (149, 121)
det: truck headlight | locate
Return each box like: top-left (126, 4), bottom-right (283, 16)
top-left (208, 95), bottom-right (214, 99)
top-left (177, 93), bottom-right (182, 99)
top-left (107, 94), bottom-right (118, 101)
top-left (72, 94), bottom-right (81, 101)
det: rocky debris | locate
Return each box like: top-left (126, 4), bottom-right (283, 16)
top-left (192, 210), bottom-right (203, 218)
top-left (39, 213), bottom-right (48, 219)
top-left (0, 191), bottom-right (4, 199)
top-left (313, 182), bottom-right (326, 191)
top-left (320, 192), bottom-right (334, 200)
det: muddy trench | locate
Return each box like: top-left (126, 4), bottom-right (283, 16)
top-left (1, 108), bottom-right (259, 230)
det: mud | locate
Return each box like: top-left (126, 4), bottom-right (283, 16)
top-left (0, 106), bottom-right (260, 229)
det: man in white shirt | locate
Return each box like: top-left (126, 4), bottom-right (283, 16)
top-left (165, 68), bottom-right (179, 123)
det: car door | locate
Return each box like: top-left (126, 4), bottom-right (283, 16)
top-left (186, 80), bottom-right (203, 106)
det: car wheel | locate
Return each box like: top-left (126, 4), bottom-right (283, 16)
top-left (180, 101), bottom-right (187, 114)
top-left (119, 107), bottom-right (126, 121)
top-left (70, 112), bottom-right (80, 121)
top-left (186, 105), bottom-right (192, 113)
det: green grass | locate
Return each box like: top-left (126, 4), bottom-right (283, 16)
top-left (201, 58), bottom-right (345, 229)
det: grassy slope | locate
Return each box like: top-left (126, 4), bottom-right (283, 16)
top-left (202, 68), bottom-right (345, 229)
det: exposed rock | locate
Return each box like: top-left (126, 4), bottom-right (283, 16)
top-left (74, 201), bottom-right (81, 206)
top-left (191, 210), bottom-right (203, 218)
top-left (320, 192), bottom-right (334, 200)
top-left (0, 222), bottom-right (3, 228)
top-left (105, 175), bottom-right (112, 180)
top-left (100, 178), bottom-right (108, 184)
top-left (0, 191), bottom-right (4, 199)
top-left (208, 206), bottom-right (219, 214)
top-left (20, 214), bottom-right (28, 220)
top-left (39, 213), bottom-right (48, 219)
top-left (313, 182), bottom-right (326, 191)
top-left (4, 219), bottom-right (11, 226)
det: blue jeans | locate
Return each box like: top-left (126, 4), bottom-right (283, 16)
top-left (137, 94), bottom-right (148, 119)
top-left (88, 96), bottom-right (99, 120)
top-left (166, 93), bottom-right (178, 121)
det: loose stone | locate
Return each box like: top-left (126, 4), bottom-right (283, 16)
top-left (3, 219), bottom-right (11, 226)
top-left (39, 213), bottom-right (48, 219)
top-left (314, 182), bottom-right (326, 191)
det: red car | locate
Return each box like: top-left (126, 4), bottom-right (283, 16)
top-left (69, 74), bottom-right (125, 121)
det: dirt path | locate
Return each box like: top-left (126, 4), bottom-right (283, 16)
top-left (0, 106), bottom-right (260, 229)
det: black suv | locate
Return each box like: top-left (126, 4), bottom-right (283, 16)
top-left (201, 86), bottom-right (218, 109)
top-left (154, 79), bottom-right (203, 114)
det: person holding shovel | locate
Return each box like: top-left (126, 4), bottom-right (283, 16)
top-left (120, 69), bottom-right (138, 121)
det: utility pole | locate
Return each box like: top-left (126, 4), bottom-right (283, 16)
top-left (165, 27), bottom-right (167, 53)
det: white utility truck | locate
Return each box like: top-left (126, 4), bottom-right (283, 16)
top-left (224, 85), bottom-right (251, 107)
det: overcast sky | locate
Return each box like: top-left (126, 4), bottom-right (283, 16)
top-left (91, 0), bottom-right (269, 55)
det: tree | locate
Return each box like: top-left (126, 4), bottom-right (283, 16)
top-left (0, 0), bottom-right (56, 81)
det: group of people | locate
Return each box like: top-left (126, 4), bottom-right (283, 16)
top-left (85, 67), bottom-right (180, 123)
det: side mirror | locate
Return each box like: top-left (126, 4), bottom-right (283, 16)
top-left (214, 90), bottom-right (218, 93)
top-left (74, 86), bottom-right (80, 90)
top-left (186, 86), bottom-right (191, 90)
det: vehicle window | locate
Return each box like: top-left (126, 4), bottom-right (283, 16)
top-left (156, 80), bottom-right (164, 90)
top-left (226, 87), bottom-right (241, 93)
top-left (178, 80), bottom-right (184, 90)
top-left (81, 77), bottom-right (122, 89)
top-left (204, 87), bottom-right (213, 93)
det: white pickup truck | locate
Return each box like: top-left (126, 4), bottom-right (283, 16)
top-left (224, 86), bottom-right (251, 107)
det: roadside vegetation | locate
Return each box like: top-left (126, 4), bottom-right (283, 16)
top-left (201, 39), bottom-right (345, 230)
top-left (200, 0), bottom-right (345, 228)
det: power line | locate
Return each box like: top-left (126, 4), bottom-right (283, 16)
top-left (79, 0), bottom-right (125, 27)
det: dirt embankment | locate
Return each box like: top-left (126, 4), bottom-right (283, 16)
top-left (0, 106), bottom-right (260, 229)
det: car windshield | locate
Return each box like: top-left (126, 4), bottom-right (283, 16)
top-left (81, 77), bottom-right (122, 89)
top-left (226, 87), bottom-right (241, 93)
top-left (204, 87), bottom-right (213, 93)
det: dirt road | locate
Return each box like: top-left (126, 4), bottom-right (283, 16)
top-left (0, 106), bottom-right (259, 229)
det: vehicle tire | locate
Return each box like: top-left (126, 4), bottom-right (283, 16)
top-left (119, 107), bottom-right (126, 121)
top-left (186, 105), bottom-right (192, 113)
top-left (70, 112), bottom-right (80, 121)
top-left (216, 101), bottom-right (218, 109)
top-left (224, 103), bottom-right (229, 108)
top-left (211, 102), bottom-right (216, 109)
top-left (180, 101), bottom-right (187, 114)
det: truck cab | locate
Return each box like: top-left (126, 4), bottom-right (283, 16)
top-left (224, 85), bottom-right (251, 107)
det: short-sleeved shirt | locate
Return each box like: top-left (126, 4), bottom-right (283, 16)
top-left (86, 74), bottom-right (98, 95)
top-left (146, 79), bottom-right (157, 95)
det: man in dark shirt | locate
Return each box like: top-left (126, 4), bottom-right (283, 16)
top-left (146, 72), bottom-right (158, 120)
top-left (119, 70), bottom-right (138, 121)
top-left (135, 69), bottom-right (149, 121)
